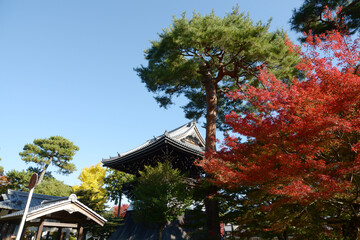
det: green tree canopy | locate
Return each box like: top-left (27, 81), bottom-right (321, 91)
top-left (131, 162), bottom-right (193, 240)
top-left (19, 136), bottom-right (79, 183)
top-left (5, 170), bottom-right (32, 191)
top-left (35, 177), bottom-right (73, 196)
top-left (6, 169), bottom-right (72, 196)
top-left (136, 7), bottom-right (299, 132)
top-left (104, 169), bottom-right (135, 217)
top-left (290, 0), bottom-right (360, 40)
top-left (0, 155), bottom-right (8, 192)
top-left (0, 154), bottom-right (3, 174)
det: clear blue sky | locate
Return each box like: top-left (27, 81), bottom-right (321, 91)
top-left (0, 0), bottom-right (303, 187)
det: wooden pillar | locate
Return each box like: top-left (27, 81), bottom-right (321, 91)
top-left (35, 219), bottom-right (45, 240)
top-left (77, 225), bottom-right (83, 240)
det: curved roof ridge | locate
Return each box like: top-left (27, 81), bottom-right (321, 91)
top-left (170, 121), bottom-right (196, 139)
top-left (168, 121), bottom-right (193, 138)
top-left (103, 121), bottom-right (204, 163)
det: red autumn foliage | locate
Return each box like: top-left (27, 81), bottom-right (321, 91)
top-left (200, 28), bottom-right (360, 203)
top-left (0, 175), bottom-right (9, 189)
top-left (113, 204), bottom-right (129, 218)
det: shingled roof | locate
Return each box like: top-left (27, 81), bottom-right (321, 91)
top-left (0, 189), bottom-right (62, 212)
top-left (102, 121), bottom-right (205, 176)
top-left (0, 194), bottom-right (106, 226)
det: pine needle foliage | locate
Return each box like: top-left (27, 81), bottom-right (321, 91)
top-left (132, 161), bottom-right (193, 240)
top-left (19, 136), bottom-right (79, 183)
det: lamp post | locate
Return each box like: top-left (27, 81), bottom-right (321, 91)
top-left (15, 173), bottom-right (38, 240)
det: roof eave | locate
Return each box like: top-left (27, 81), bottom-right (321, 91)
top-left (103, 135), bottom-right (204, 168)
top-left (0, 200), bottom-right (107, 226)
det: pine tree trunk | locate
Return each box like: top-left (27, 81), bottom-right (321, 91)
top-left (37, 163), bottom-right (50, 184)
top-left (204, 76), bottom-right (217, 153)
top-left (204, 186), bottom-right (220, 239)
top-left (204, 74), bottom-right (221, 240)
top-left (117, 192), bottom-right (122, 217)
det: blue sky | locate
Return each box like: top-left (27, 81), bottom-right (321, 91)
top-left (0, 0), bottom-right (303, 188)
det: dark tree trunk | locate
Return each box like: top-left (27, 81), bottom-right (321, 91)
top-left (277, 230), bottom-right (288, 240)
top-left (203, 73), bottom-right (221, 240)
top-left (117, 191), bottom-right (122, 217)
top-left (204, 185), bottom-right (220, 239)
top-left (158, 224), bottom-right (164, 240)
top-left (342, 220), bottom-right (359, 240)
top-left (204, 77), bottom-right (217, 152)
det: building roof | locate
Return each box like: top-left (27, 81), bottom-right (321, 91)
top-left (0, 189), bottom-right (63, 211)
top-left (1, 194), bottom-right (107, 226)
top-left (102, 121), bottom-right (205, 175)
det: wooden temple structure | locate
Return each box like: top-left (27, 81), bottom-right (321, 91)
top-left (0, 190), bottom-right (106, 240)
top-left (102, 121), bottom-right (206, 239)
top-left (102, 120), bottom-right (205, 178)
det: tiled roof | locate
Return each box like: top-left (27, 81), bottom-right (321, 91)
top-left (1, 196), bottom-right (72, 219)
top-left (102, 121), bottom-right (205, 166)
top-left (0, 189), bottom-right (62, 211)
top-left (1, 194), bottom-right (107, 226)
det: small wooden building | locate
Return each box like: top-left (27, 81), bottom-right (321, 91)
top-left (0, 190), bottom-right (62, 216)
top-left (0, 191), bottom-right (106, 240)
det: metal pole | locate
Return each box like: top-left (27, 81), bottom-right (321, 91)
top-left (15, 187), bottom-right (34, 240)
top-left (16, 173), bottom-right (37, 240)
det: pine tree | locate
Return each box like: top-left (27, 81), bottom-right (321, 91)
top-left (19, 136), bottom-right (79, 183)
top-left (131, 162), bottom-right (192, 240)
top-left (135, 7), bottom-right (300, 238)
top-left (290, 0), bottom-right (360, 41)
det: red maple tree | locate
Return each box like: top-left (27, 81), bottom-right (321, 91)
top-left (200, 28), bottom-right (360, 239)
top-left (113, 204), bottom-right (129, 218)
